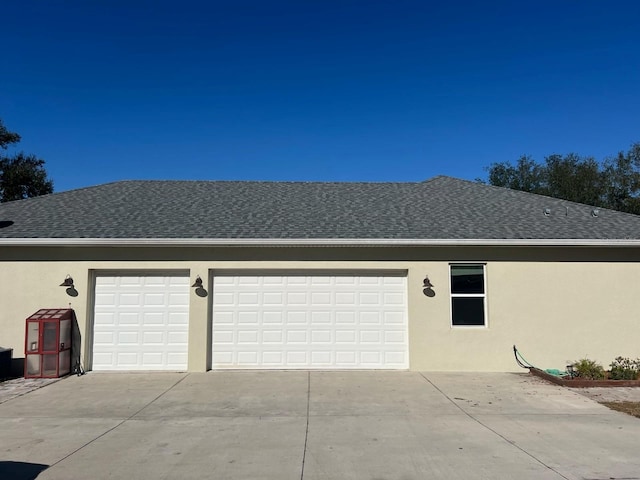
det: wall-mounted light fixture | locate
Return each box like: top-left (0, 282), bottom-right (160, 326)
top-left (191, 275), bottom-right (208, 297)
top-left (60, 275), bottom-right (78, 297)
top-left (422, 276), bottom-right (435, 297)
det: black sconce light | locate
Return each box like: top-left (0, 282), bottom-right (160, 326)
top-left (60, 275), bottom-right (78, 297)
top-left (422, 276), bottom-right (435, 297)
top-left (192, 275), bottom-right (207, 297)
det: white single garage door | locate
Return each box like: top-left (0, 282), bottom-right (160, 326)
top-left (211, 272), bottom-right (408, 369)
top-left (93, 275), bottom-right (189, 371)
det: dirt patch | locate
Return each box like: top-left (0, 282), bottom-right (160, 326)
top-left (601, 401), bottom-right (640, 419)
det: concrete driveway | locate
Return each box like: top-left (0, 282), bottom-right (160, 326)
top-left (1, 371), bottom-right (639, 480)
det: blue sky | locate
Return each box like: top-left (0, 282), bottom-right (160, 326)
top-left (1, 1), bottom-right (639, 193)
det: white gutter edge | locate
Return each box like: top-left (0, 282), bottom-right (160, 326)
top-left (0, 238), bottom-right (639, 247)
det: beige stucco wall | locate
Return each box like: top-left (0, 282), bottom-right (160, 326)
top-left (1, 245), bottom-right (638, 373)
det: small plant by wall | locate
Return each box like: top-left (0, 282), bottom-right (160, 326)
top-left (571, 358), bottom-right (606, 380)
top-left (609, 357), bottom-right (640, 380)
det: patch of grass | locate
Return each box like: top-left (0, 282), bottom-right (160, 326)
top-left (601, 401), bottom-right (640, 419)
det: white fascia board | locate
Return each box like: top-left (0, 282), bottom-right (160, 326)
top-left (1, 238), bottom-right (640, 247)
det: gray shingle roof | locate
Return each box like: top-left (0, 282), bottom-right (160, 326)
top-left (1, 176), bottom-right (639, 241)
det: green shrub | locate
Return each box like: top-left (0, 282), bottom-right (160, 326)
top-left (609, 357), bottom-right (640, 380)
top-left (572, 358), bottom-right (605, 380)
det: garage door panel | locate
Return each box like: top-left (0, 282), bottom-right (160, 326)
top-left (239, 292), bottom-right (259, 305)
top-left (168, 292), bottom-right (189, 304)
top-left (384, 312), bottom-right (405, 324)
top-left (262, 352), bottom-right (283, 364)
top-left (360, 351), bottom-right (382, 364)
top-left (310, 276), bottom-right (331, 285)
top-left (335, 292), bottom-right (356, 305)
top-left (214, 330), bottom-right (234, 343)
top-left (142, 331), bottom-right (164, 344)
top-left (214, 352), bottom-right (234, 364)
top-left (167, 331), bottom-right (188, 344)
top-left (335, 351), bottom-right (357, 365)
top-left (117, 293), bottom-right (142, 306)
top-left (310, 330), bottom-right (331, 343)
top-left (117, 331), bottom-right (140, 344)
top-left (263, 330), bottom-right (284, 343)
top-left (166, 353), bottom-right (188, 369)
top-left (238, 311), bottom-right (258, 324)
top-left (311, 351), bottom-right (332, 364)
top-left (92, 275), bottom-right (189, 371)
top-left (286, 330), bottom-right (307, 343)
top-left (263, 312), bottom-right (284, 324)
top-left (384, 331), bottom-right (406, 343)
top-left (211, 273), bottom-right (408, 369)
top-left (285, 351), bottom-right (307, 364)
top-left (93, 352), bottom-right (113, 366)
top-left (263, 292), bottom-right (284, 305)
top-left (238, 352), bottom-right (258, 363)
top-left (360, 330), bottom-right (381, 343)
top-left (141, 352), bottom-right (164, 367)
top-left (168, 312), bottom-right (189, 325)
top-left (311, 311), bottom-right (331, 323)
top-left (93, 331), bottom-right (115, 345)
top-left (310, 292), bottom-right (331, 304)
top-left (95, 293), bottom-right (117, 305)
top-left (335, 330), bottom-right (356, 343)
top-left (142, 293), bottom-right (166, 305)
top-left (384, 292), bottom-right (405, 304)
top-left (214, 292), bottom-right (235, 305)
top-left (335, 312), bottom-right (356, 324)
top-left (115, 352), bottom-right (138, 367)
top-left (141, 312), bottom-right (164, 325)
top-left (94, 312), bottom-right (115, 326)
top-left (286, 311), bottom-right (307, 324)
top-left (237, 331), bottom-right (259, 343)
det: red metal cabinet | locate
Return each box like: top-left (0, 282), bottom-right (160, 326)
top-left (24, 309), bottom-right (73, 378)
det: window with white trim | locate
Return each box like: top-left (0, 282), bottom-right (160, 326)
top-left (450, 264), bottom-right (486, 326)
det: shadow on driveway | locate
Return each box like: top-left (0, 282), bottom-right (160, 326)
top-left (0, 461), bottom-right (48, 480)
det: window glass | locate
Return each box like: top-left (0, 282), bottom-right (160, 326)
top-left (450, 264), bottom-right (486, 327)
top-left (451, 265), bottom-right (484, 294)
top-left (452, 298), bottom-right (485, 326)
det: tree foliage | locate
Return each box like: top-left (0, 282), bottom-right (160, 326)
top-left (0, 118), bottom-right (53, 202)
top-left (484, 143), bottom-right (640, 215)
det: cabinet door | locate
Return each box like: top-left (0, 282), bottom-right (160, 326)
top-left (25, 354), bottom-right (41, 376)
top-left (26, 321), bottom-right (40, 352)
top-left (42, 321), bottom-right (58, 352)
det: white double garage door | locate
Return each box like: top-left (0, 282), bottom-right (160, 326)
top-left (93, 271), bottom-right (408, 371)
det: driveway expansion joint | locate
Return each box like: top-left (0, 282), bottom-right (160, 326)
top-left (46, 373), bottom-right (191, 470)
top-left (419, 373), bottom-right (571, 480)
top-left (300, 371), bottom-right (311, 480)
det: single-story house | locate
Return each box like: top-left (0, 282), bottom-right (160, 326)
top-left (1, 175), bottom-right (639, 374)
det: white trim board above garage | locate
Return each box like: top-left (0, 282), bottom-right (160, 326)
top-left (210, 271), bottom-right (409, 370)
